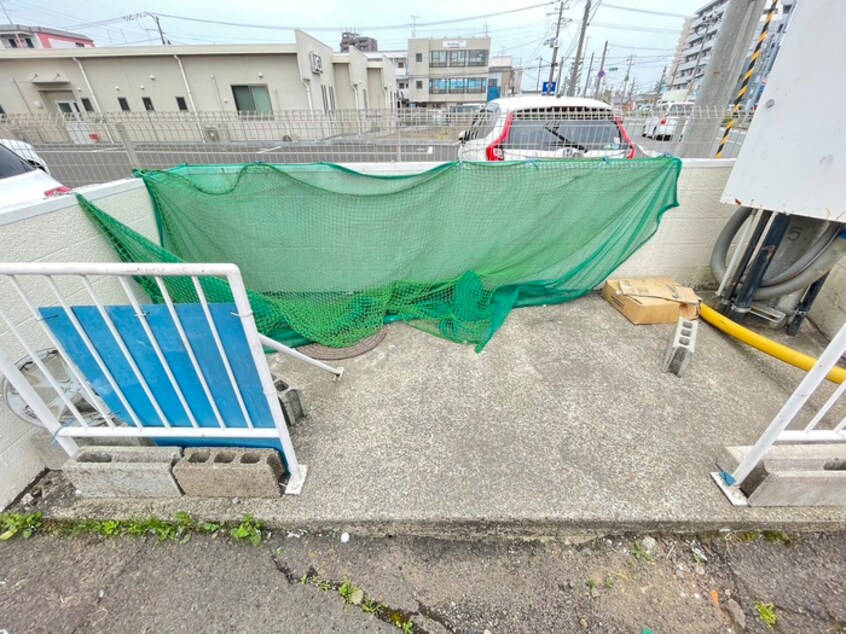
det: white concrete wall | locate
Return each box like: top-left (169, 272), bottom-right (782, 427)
top-left (0, 180), bottom-right (156, 509)
top-left (809, 260), bottom-right (846, 339)
top-left (613, 159), bottom-right (734, 286)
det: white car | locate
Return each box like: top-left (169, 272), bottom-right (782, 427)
top-left (0, 142), bottom-right (68, 211)
top-left (641, 102), bottom-right (694, 141)
top-left (0, 139), bottom-right (51, 173)
top-left (457, 96), bottom-right (635, 161)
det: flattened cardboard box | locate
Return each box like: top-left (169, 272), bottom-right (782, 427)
top-left (602, 277), bottom-right (700, 325)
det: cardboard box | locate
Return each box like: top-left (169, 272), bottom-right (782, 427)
top-left (602, 277), bottom-right (700, 325)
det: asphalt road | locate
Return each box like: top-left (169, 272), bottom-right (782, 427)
top-left (2, 530), bottom-right (844, 633)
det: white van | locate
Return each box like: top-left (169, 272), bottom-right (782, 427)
top-left (641, 102), bottom-right (694, 141)
top-left (457, 96), bottom-right (635, 161)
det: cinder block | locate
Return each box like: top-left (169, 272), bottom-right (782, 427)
top-left (716, 445), bottom-right (846, 506)
top-left (663, 317), bottom-right (698, 377)
top-left (64, 445), bottom-right (182, 498)
top-left (29, 433), bottom-right (154, 471)
top-left (173, 447), bottom-right (285, 498)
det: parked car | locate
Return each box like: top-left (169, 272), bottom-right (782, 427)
top-left (0, 142), bottom-right (68, 211)
top-left (0, 139), bottom-right (51, 173)
top-left (641, 102), bottom-right (694, 141)
top-left (457, 96), bottom-right (635, 161)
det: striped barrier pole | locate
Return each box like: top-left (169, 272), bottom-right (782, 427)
top-left (715, 0), bottom-right (778, 158)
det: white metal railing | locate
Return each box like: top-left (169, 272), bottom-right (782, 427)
top-left (716, 319), bottom-right (846, 497)
top-left (0, 262), bottom-right (342, 495)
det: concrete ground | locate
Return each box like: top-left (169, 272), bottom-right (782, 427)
top-left (31, 293), bottom-right (846, 535)
top-left (2, 530), bottom-right (846, 633)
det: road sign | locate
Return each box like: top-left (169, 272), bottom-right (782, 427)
top-left (542, 81), bottom-right (557, 95)
top-left (597, 69), bottom-right (606, 78)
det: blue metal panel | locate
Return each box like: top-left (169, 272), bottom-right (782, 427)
top-left (39, 303), bottom-right (282, 452)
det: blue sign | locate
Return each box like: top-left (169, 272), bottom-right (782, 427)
top-left (597, 69), bottom-right (606, 78)
top-left (542, 81), bottom-right (557, 95)
top-left (487, 86), bottom-right (501, 102)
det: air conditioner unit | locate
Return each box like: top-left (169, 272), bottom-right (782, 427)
top-left (203, 126), bottom-right (222, 142)
top-left (310, 52), bottom-right (323, 74)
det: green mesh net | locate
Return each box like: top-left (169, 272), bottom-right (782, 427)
top-left (79, 158), bottom-right (681, 351)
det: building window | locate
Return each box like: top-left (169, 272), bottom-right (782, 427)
top-left (8, 38), bottom-right (17, 48)
top-left (468, 50), bottom-right (487, 66)
top-left (488, 78), bottom-right (498, 87)
top-left (449, 50), bottom-right (467, 66)
top-left (81, 98), bottom-right (94, 112)
top-left (398, 61), bottom-right (405, 68)
top-left (430, 51), bottom-right (448, 67)
top-left (321, 85), bottom-right (329, 113)
top-left (467, 77), bottom-right (486, 93)
top-left (0, 103), bottom-right (5, 119)
top-left (176, 96), bottom-right (188, 111)
top-left (231, 85), bottom-right (272, 114)
top-left (415, 52), bottom-right (422, 62)
top-left (24, 37), bottom-right (34, 48)
top-left (415, 80), bottom-right (423, 90)
top-left (329, 86), bottom-right (336, 111)
top-left (429, 77), bottom-right (486, 94)
top-left (118, 97), bottom-right (130, 111)
top-left (75, 42), bottom-right (85, 47)
top-left (142, 97), bottom-right (155, 112)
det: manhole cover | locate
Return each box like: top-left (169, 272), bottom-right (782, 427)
top-left (298, 328), bottom-right (387, 360)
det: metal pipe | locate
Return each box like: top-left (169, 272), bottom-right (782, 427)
top-left (173, 54), bottom-right (204, 139)
top-left (302, 78), bottom-right (313, 111)
top-left (257, 333), bottom-right (343, 378)
top-left (11, 78), bottom-right (32, 114)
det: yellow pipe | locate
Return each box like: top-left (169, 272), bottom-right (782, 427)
top-left (699, 304), bottom-right (846, 384)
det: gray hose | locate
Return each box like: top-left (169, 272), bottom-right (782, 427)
top-left (711, 207), bottom-right (846, 300)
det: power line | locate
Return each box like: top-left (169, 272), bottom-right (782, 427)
top-left (151, 3), bottom-right (552, 33)
top-left (600, 3), bottom-right (689, 19)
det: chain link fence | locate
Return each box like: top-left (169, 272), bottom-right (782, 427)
top-left (0, 106), bottom-right (747, 187)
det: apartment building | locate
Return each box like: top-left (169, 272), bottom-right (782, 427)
top-left (0, 23), bottom-right (94, 50)
top-left (0, 30), bottom-right (396, 118)
top-left (488, 55), bottom-right (522, 100)
top-left (406, 37), bottom-right (491, 108)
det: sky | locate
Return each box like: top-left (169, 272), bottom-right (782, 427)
top-left (2, 0), bottom-right (708, 93)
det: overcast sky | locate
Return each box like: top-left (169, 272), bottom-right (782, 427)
top-left (4, 0), bottom-right (707, 92)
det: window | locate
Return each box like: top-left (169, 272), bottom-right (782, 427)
top-left (24, 37), bottom-right (34, 48)
top-left (415, 52), bottom-right (423, 62)
top-left (75, 42), bottom-right (85, 47)
top-left (415, 80), bottom-right (423, 90)
top-left (176, 96), bottom-right (188, 111)
top-left (466, 105), bottom-right (499, 140)
top-left (329, 86), bottom-right (336, 111)
top-left (428, 79), bottom-right (448, 94)
top-left (503, 111), bottom-right (622, 152)
top-left (467, 77), bottom-right (486, 93)
top-left (321, 85), bottom-right (329, 113)
top-left (430, 51), bottom-right (448, 67)
top-left (449, 50), bottom-right (467, 66)
top-left (231, 85), bottom-right (272, 114)
top-left (142, 97), bottom-right (155, 111)
top-left (0, 144), bottom-right (34, 179)
top-left (488, 78), bottom-right (498, 87)
top-left (398, 61), bottom-right (405, 68)
top-left (8, 38), bottom-right (17, 48)
top-left (81, 98), bottom-right (94, 112)
top-left (0, 103), bottom-right (5, 119)
top-left (448, 77), bottom-right (466, 93)
top-left (468, 49), bottom-right (487, 66)
top-left (118, 97), bottom-right (130, 111)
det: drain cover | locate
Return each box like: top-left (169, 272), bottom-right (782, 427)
top-left (298, 328), bottom-right (387, 360)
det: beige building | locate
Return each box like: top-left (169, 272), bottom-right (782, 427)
top-left (0, 31), bottom-right (396, 119)
top-left (406, 37), bottom-right (491, 108)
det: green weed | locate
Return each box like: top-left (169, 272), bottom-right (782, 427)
top-left (755, 601), bottom-right (778, 629)
top-left (0, 511), bottom-right (42, 540)
top-left (631, 541), bottom-right (654, 562)
top-left (229, 515), bottom-right (264, 546)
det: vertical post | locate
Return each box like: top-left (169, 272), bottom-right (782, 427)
top-left (728, 212), bottom-right (790, 322)
top-left (594, 40), bottom-right (608, 98)
top-left (581, 52), bottom-right (595, 97)
top-left (567, 0), bottom-right (592, 96)
top-left (678, 0), bottom-right (767, 158)
top-left (536, 57), bottom-right (543, 93)
top-left (716, 0), bottom-right (778, 158)
top-left (115, 122), bottom-right (140, 168)
top-left (547, 1), bottom-right (566, 93)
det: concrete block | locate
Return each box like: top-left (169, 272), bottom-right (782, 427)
top-left (64, 446), bottom-right (182, 498)
top-left (173, 448), bottom-right (285, 498)
top-left (663, 317), bottom-right (698, 377)
top-left (717, 445), bottom-right (846, 506)
top-left (28, 433), bottom-right (154, 471)
top-left (273, 377), bottom-right (306, 424)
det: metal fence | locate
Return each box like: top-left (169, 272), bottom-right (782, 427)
top-left (0, 106), bottom-right (749, 187)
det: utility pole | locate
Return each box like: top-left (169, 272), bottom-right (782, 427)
top-left (536, 56), bottom-right (543, 92)
top-left (594, 40), bottom-right (608, 98)
top-left (678, 0), bottom-right (767, 157)
top-left (411, 15), bottom-right (420, 38)
top-left (546, 0), bottom-right (566, 94)
top-left (567, 0), bottom-right (591, 96)
top-left (620, 55), bottom-right (633, 105)
top-left (151, 14), bottom-right (169, 45)
top-left (581, 51), bottom-right (595, 97)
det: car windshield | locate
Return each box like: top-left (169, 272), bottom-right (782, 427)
top-left (0, 144), bottom-right (34, 179)
top-left (504, 116), bottom-right (622, 152)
